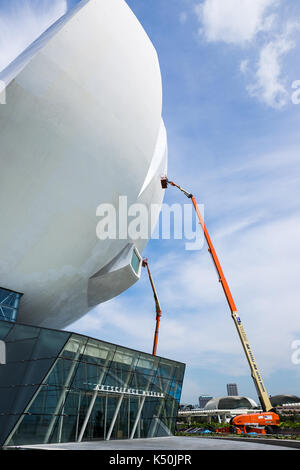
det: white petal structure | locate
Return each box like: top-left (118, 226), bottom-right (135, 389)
top-left (0, 0), bottom-right (167, 329)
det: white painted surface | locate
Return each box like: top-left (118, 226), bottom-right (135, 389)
top-left (0, 0), bottom-right (167, 328)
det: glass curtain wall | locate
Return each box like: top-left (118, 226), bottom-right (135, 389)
top-left (0, 322), bottom-right (185, 446)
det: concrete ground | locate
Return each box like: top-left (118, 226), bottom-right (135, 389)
top-left (8, 436), bottom-right (297, 451)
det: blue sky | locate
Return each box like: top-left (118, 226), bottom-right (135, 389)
top-left (74, 0), bottom-right (300, 404)
top-left (1, 0), bottom-right (300, 405)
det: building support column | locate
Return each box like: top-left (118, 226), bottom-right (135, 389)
top-left (129, 396), bottom-right (146, 439)
top-left (44, 346), bottom-right (83, 444)
top-left (77, 390), bottom-right (98, 442)
top-left (75, 392), bottom-right (82, 441)
top-left (77, 353), bottom-right (112, 442)
top-left (104, 355), bottom-right (138, 441)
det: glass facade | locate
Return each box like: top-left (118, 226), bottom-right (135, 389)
top-left (0, 288), bottom-right (22, 322)
top-left (0, 320), bottom-right (185, 446)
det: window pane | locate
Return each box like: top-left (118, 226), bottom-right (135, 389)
top-left (131, 250), bottom-right (140, 274)
top-left (0, 288), bottom-right (22, 322)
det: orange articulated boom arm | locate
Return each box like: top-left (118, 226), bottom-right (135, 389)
top-left (142, 258), bottom-right (162, 356)
top-left (161, 176), bottom-right (273, 413)
top-left (191, 195), bottom-right (237, 313)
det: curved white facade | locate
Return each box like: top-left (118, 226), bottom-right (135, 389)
top-left (0, 0), bottom-right (167, 329)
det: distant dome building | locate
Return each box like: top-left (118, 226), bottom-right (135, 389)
top-left (270, 395), bottom-right (300, 407)
top-left (204, 396), bottom-right (258, 410)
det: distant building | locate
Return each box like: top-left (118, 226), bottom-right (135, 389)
top-left (227, 383), bottom-right (238, 396)
top-left (205, 396), bottom-right (258, 410)
top-left (270, 394), bottom-right (300, 407)
top-left (198, 395), bottom-right (213, 409)
top-left (277, 403), bottom-right (300, 416)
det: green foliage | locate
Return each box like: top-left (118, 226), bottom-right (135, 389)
top-left (278, 413), bottom-right (300, 426)
top-left (176, 421), bottom-right (230, 431)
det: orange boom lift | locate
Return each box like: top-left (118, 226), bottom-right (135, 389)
top-left (161, 176), bottom-right (280, 435)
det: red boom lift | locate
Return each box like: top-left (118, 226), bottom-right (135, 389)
top-left (142, 258), bottom-right (162, 356)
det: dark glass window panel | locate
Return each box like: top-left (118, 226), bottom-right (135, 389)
top-left (142, 398), bottom-right (161, 420)
top-left (173, 382), bottom-right (183, 402)
top-left (103, 368), bottom-right (121, 388)
top-left (109, 395), bottom-right (128, 440)
top-left (143, 375), bottom-right (166, 395)
top-left (86, 394), bottom-right (107, 440)
top-left (55, 413), bottom-right (78, 443)
top-left (153, 416), bottom-right (172, 437)
top-left (10, 385), bottom-right (39, 415)
top-left (70, 361), bottom-right (90, 391)
top-left (7, 413), bottom-right (55, 446)
top-left (5, 324), bottom-right (40, 342)
top-left (156, 359), bottom-right (174, 379)
top-left (127, 373), bottom-right (153, 392)
top-left (61, 390), bottom-right (82, 417)
top-left (0, 383), bottom-right (38, 416)
top-left (165, 379), bottom-right (176, 397)
top-left (27, 385), bottom-right (61, 415)
top-left (172, 363), bottom-right (186, 384)
top-left (163, 397), bottom-right (175, 417)
top-left (0, 320), bottom-right (13, 340)
top-left (46, 358), bottom-right (79, 389)
top-left (104, 365), bottom-right (135, 389)
top-left (75, 391), bottom-right (95, 438)
top-left (31, 329), bottom-right (69, 360)
top-left (0, 387), bottom-right (20, 414)
top-left (0, 361), bottom-right (28, 387)
top-left (135, 355), bottom-right (158, 376)
top-left (21, 358), bottom-right (55, 386)
top-left (72, 362), bottom-right (104, 392)
top-left (6, 337), bottom-right (37, 362)
top-left (0, 414), bottom-right (22, 446)
top-left (111, 348), bottom-right (138, 372)
top-left (60, 334), bottom-right (87, 361)
top-left (85, 363), bottom-right (103, 387)
top-left (87, 394), bottom-right (107, 440)
top-left (82, 339), bottom-right (115, 366)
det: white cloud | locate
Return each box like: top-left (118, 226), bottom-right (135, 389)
top-left (0, 0), bottom-right (67, 72)
top-left (248, 25), bottom-right (299, 108)
top-left (195, 0), bottom-right (278, 45)
top-left (179, 11), bottom-right (188, 25)
top-left (240, 59), bottom-right (249, 74)
top-left (193, 0), bottom-right (300, 109)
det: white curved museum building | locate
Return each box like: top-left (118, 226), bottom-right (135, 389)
top-left (0, 0), bottom-right (167, 329)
